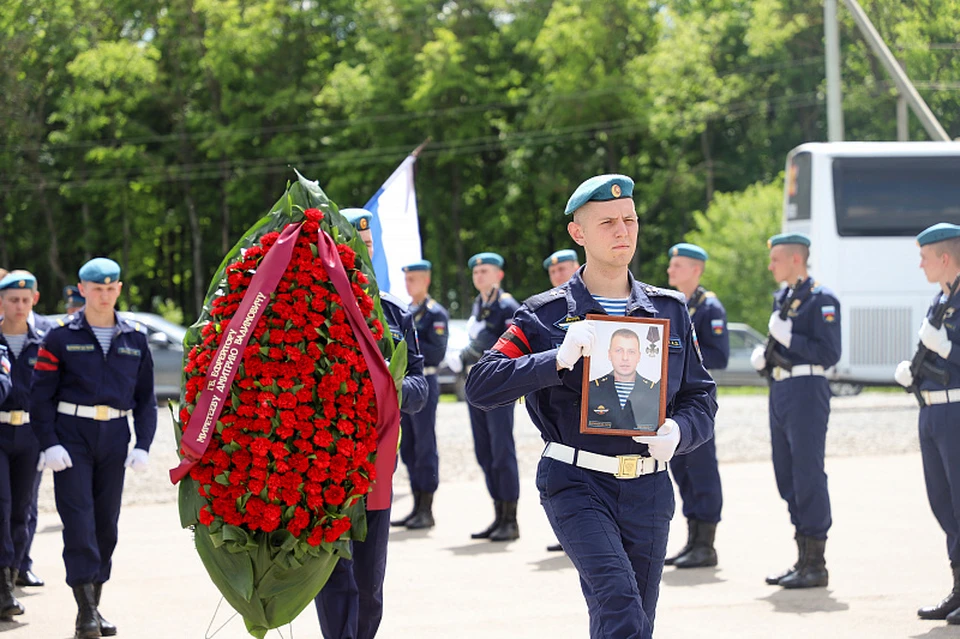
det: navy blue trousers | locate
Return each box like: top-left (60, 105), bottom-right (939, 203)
top-left (19, 470), bottom-right (41, 573)
top-left (467, 402), bottom-right (519, 502)
top-left (52, 416), bottom-right (128, 586)
top-left (399, 375), bottom-right (440, 493)
top-left (919, 403), bottom-right (960, 565)
top-left (538, 457), bottom-right (674, 639)
top-left (315, 507), bottom-right (391, 639)
top-left (0, 426), bottom-right (39, 568)
top-left (769, 377), bottom-right (832, 540)
top-left (669, 435), bottom-right (722, 523)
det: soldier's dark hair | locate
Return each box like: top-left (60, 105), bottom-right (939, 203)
top-left (610, 328), bottom-right (640, 347)
top-left (933, 238), bottom-right (960, 265)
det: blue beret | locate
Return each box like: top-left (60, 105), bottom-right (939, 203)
top-left (78, 257), bottom-right (121, 284)
top-left (668, 243), bottom-right (708, 261)
top-left (468, 252), bottom-right (504, 269)
top-left (564, 174), bottom-right (635, 216)
top-left (402, 260), bottom-right (432, 272)
top-left (917, 223), bottom-right (960, 247)
top-left (340, 208), bottom-right (373, 231)
top-left (63, 285), bottom-right (85, 304)
top-left (767, 233), bottom-right (811, 249)
top-left (0, 273), bottom-right (36, 291)
top-left (543, 249), bottom-right (578, 270)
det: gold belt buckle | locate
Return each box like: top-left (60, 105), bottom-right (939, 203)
top-left (94, 405), bottom-right (111, 421)
top-left (616, 455), bottom-right (641, 479)
top-left (9, 411), bottom-right (24, 426)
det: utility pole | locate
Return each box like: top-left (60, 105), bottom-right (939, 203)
top-left (842, 0), bottom-right (949, 141)
top-left (824, 0), bottom-right (845, 141)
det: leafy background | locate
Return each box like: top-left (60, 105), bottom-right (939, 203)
top-left (2, 0), bottom-right (959, 328)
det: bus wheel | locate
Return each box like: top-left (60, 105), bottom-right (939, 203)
top-left (829, 382), bottom-right (863, 397)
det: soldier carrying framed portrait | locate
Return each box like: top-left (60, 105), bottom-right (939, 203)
top-left (580, 314), bottom-right (669, 436)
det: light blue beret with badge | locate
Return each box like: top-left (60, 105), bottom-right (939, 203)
top-left (543, 249), bottom-right (578, 270)
top-left (917, 223), bottom-right (960, 247)
top-left (468, 252), bottom-right (504, 269)
top-left (63, 285), bottom-right (85, 305)
top-left (402, 260), bottom-right (432, 272)
top-left (564, 174), bottom-right (635, 216)
top-left (78, 257), bottom-right (121, 284)
top-left (668, 243), bottom-right (708, 261)
top-left (767, 232), bottom-right (811, 249)
top-left (340, 208), bottom-right (373, 231)
top-left (0, 272), bottom-right (37, 291)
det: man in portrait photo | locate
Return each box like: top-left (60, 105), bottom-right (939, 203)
top-left (587, 328), bottom-right (660, 432)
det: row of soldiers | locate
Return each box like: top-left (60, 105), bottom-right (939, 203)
top-left (385, 174), bottom-right (960, 637)
top-left (0, 259), bottom-right (157, 639)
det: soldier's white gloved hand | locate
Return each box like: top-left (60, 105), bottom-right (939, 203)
top-left (632, 418), bottom-right (681, 463)
top-left (125, 448), bottom-right (149, 472)
top-left (466, 316), bottom-right (483, 340)
top-left (919, 318), bottom-right (953, 359)
top-left (556, 320), bottom-right (596, 369)
top-left (894, 360), bottom-right (914, 388)
top-left (750, 346), bottom-right (767, 371)
top-left (768, 314), bottom-right (793, 348)
top-left (41, 445), bottom-right (73, 472)
top-left (444, 350), bottom-right (463, 374)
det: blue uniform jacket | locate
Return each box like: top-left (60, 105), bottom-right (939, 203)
top-left (465, 270), bottom-right (717, 457)
top-left (919, 291), bottom-right (960, 392)
top-left (29, 311), bottom-right (158, 451)
top-left (0, 346), bottom-right (10, 404)
top-left (688, 287), bottom-right (729, 371)
top-left (409, 296), bottom-right (449, 369)
top-left (461, 288), bottom-right (520, 366)
top-left (770, 277), bottom-right (842, 369)
top-left (381, 293), bottom-right (428, 415)
top-left (0, 315), bottom-right (53, 413)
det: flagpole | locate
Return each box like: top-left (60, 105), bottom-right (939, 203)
top-left (411, 137), bottom-right (431, 158)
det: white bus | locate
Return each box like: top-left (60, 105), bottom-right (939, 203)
top-left (782, 141), bottom-right (960, 386)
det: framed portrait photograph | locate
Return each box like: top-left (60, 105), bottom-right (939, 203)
top-left (580, 314), bottom-right (670, 436)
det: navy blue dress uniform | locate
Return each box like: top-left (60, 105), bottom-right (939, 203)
top-left (903, 223), bottom-right (960, 624)
top-left (586, 374), bottom-right (660, 431)
top-left (30, 258), bottom-right (156, 637)
top-left (0, 274), bottom-right (50, 614)
top-left (665, 243), bottom-right (729, 569)
top-left (461, 252), bottom-right (522, 541)
top-left (315, 210), bottom-right (428, 639)
top-left (466, 175), bottom-right (717, 639)
top-left (759, 233), bottom-right (841, 590)
top-left (394, 260), bottom-right (448, 530)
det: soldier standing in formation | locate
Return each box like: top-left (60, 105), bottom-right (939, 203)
top-left (895, 223), bottom-right (960, 626)
top-left (31, 257), bottom-right (157, 638)
top-left (392, 259), bottom-right (448, 530)
top-left (750, 233), bottom-right (841, 589)
top-left (466, 174), bottom-right (716, 638)
top-left (664, 243), bottom-right (729, 569)
top-left (448, 252), bottom-right (521, 542)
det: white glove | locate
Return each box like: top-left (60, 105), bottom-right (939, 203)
top-left (919, 318), bottom-right (953, 359)
top-left (125, 448), bottom-right (150, 472)
top-left (556, 320), bottom-right (596, 369)
top-left (632, 418), bottom-right (681, 463)
top-left (750, 346), bottom-right (767, 371)
top-left (894, 360), bottom-right (914, 388)
top-left (768, 314), bottom-right (793, 348)
top-left (41, 445), bottom-right (73, 472)
top-left (466, 316), bottom-right (483, 339)
top-left (444, 351), bottom-right (463, 374)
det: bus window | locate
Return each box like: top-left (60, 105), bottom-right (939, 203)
top-left (786, 152), bottom-right (812, 221)
top-left (833, 156), bottom-right (960, 236)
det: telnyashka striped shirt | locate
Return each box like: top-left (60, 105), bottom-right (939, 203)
top-left (593, 296), bottom-right (628, 317)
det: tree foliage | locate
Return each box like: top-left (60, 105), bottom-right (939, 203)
top-left (1, 0), bottom-right (959, 325)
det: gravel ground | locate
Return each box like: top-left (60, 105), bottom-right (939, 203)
top-left (35, 390), bottom-right (922, 512)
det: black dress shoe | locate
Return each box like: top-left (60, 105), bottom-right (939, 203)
top-left (15, 570), bottom-right (43, 587)
top-left (546, 543), bottom-right (563, 552)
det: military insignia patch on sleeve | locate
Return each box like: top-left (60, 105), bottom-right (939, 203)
top-left (711, 318), bottom-right (725, 335)
top-left (821, 305), bottom-right (836, 322)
